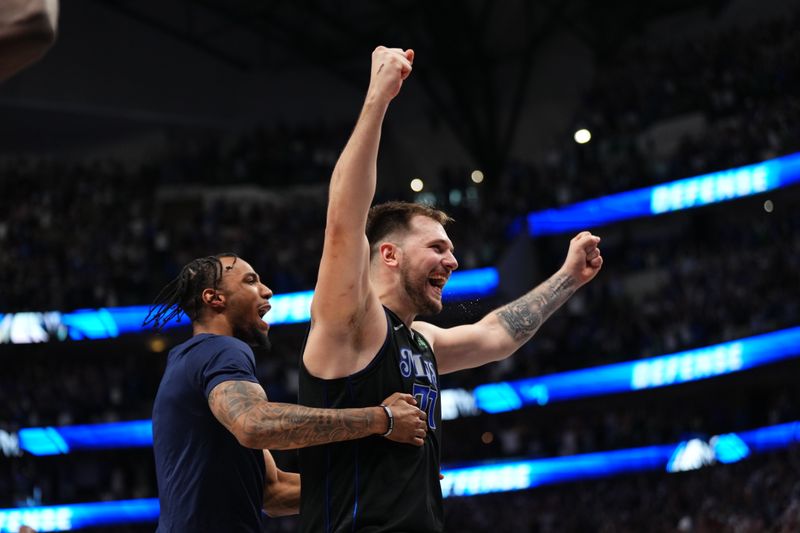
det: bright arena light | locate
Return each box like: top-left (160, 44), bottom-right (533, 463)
top-left (764, 199), bottom-right (774, 213)
top-left (574, 128), bottom-right (592, 144)
top-left (410, 178), bottom-right (424, 192)
top-left (471, 170), bottom-right (484, 184)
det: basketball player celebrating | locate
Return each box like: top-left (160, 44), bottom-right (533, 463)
top-left (299, 47), bottom-right (603, 532)
top-left (145, 254), bottom-right (427, 532)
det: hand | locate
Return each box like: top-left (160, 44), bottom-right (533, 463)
top-left (367, 46), bottom-right (414, 104)
top-left (380, 392), bottom-right (427, 446)
top-left (560, 231), bottom-right (603, 287)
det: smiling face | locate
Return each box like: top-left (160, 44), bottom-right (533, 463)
top-left (397, 215), bottom-right (459, 316)
top-left (216, 257), bottom-right (273, 348)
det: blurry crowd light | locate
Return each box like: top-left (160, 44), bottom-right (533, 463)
top-left (410, 178), bottom-right (424, 192)
top-left (470, 170), bottom-right (484, 184)
top-left (574, 128), bottom-right (591, 144)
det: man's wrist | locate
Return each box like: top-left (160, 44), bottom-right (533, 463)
top-left (378, 404), bottom-right (393, 437)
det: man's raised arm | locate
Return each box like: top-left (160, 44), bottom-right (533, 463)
top-left (415, 231), bottom-right (603, 374)
top-left (306, 46), bottom-right (414, 377)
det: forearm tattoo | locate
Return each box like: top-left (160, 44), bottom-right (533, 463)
top-left (209, 381), bottom-right (376, 450)
top-left (496, 273), bottom-right (577, 342)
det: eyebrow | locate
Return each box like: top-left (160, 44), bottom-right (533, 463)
top-left (428, 238), bottom-right (455, 253)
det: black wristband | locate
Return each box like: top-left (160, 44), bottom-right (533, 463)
top-left (380, 403), bottom-right (394, 437)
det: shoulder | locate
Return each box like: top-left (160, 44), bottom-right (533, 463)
top-left (410, 320), bottom-right (440, 348)
top-left (193, 334), bottom-right (252, 355)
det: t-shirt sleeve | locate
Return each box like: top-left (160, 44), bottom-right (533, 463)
top-left (193, 339), bottom-right (261, 398)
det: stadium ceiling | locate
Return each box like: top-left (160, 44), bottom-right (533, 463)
top-left (94, 0), bottom-right (729, 187)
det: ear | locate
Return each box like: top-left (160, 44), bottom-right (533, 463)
top-left (379, 242), bottom-right (401, 268)
top-left (201, 288), bottom-right (226, 310)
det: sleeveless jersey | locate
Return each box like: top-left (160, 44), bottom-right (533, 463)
top-left (298, 307), bottom-right (443, 533)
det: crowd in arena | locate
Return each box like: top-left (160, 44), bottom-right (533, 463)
top-left (2, 4), bottom-right (799, 531)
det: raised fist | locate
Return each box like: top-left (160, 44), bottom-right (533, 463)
top-left (367, 46), bottom-right (414, 103)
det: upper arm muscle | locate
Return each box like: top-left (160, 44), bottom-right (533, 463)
top-left (208, 380), bottom-right (267, 444)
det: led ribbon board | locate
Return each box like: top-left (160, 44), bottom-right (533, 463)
top-left (522, 152), bottom-right (800, 237)
top-left (18, 421), bottom-right (153, 456)
top-left (0, 499), bottom-right (159, 533)
top-left (440, 420), bottom-right (800, 497)
top-left (15, 326), bottom-right (800, 454)
top-left (467, 326), bottom-right (800, 415)
top-left (5, 421), bottom-right (798, 530)
top-left (0, 268), bottom-right (498, 344)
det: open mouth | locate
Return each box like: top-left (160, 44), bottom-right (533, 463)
top-left (257, 304), bottom-right (271, 319)
top-left (428, 274), bottom-right (449, 292)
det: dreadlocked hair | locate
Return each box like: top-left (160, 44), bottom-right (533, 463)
top-left (143, 253), bottom-right (239, 331)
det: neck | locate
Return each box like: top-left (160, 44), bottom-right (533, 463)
top-left (374, 279), bottom-right (417, 327)
top-left (192, 315), bottom-right (233, 338)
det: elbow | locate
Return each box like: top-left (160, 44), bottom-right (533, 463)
top-left (230, 419), bottom-right (276, 450)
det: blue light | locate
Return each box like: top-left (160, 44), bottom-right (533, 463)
top-left (468, 326), bottom-right (800, 415)
top-left (738, 420), bottom-right (800, 453)
top-left (0, 268), bottom-right (499, 344)
top-left (712, 434), bottom-right (751, 464)
top-left (19, 421), bottom-right (152, 456)
top-left (441, 420), bottom-right (800, 498)
top-left (4, 421), bottom-right (799, 526)
top-left (522, 152), bottom-right (800, 236)
top-left (18, 427), bottom-right (70, 456)
top-left (0, 499), bottom-right (159, 533)
top-left (441, 444), bottom-right (678, 497)
top-left (15, 328), bottom-right (800, 450)
top-left (473, 382), bottom-right (523, 413)
top-left (442, 267), bottom-right (499, 299)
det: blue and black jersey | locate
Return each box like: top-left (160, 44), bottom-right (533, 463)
top-left (298, 307), bottom-right (444, 532)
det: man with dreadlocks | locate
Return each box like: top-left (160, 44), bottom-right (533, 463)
top-left (145, 253), bottom-right (427, 532)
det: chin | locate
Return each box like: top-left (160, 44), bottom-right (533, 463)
top-left (235, 325), bottom-right (272, 351)
top-left (251, 329), bottom-right (272, 351)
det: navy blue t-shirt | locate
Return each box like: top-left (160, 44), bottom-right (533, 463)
top-left (153, 333), bottom-right (266, 532)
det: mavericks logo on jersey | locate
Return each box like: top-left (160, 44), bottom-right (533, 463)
top-left (399, 348), bottom-right (439, 429)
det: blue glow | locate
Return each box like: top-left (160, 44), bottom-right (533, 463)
top-left (738, 420), bottom-right (800, 453)
top-left (441, 444), bottom-right (678, 497)
top-left (0, 499), bottom-right (159, 533)
top-left (15, 328), bottom-right (800, 452)
top-left (441, 420), bottom-right (800, 497)
top-left (712, 434), bottom-right (751, 464)
top-left (19, 421), bottom-right (152, 456)
top-left (4, 421), bottom-right (797, 529)
top-left (523, 152), bottom-right (800, 236)
top-left (473, 382), bottom-right (523, 413)
top-left (469, 326), bottom-right (800, 414)
top-left (18, 427), bottom-right (69, 456)
top-left (0, 268), bottom-right (498, 344)
top-left (442, 267), bottom-right (499, 299)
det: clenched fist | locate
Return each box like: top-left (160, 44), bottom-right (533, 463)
top-left (367, 46), bottom-right (414, 104)
top-left (559, 231), bottom-right (603, 287)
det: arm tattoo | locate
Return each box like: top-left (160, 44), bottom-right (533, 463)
top-left (496, 272), bottom-right (577, 342)
top-left (208, 381), bottom-right (378, 450)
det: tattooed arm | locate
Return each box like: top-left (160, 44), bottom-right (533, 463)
top-left (208, 381), bottom-right (427, 450)
top-left (414, 231), bottom-right (603, 374)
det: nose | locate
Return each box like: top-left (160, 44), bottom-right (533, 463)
top-left (260, 283), bottom-right (273, 299)
top-left (444, 251), bottom-right (458, 271)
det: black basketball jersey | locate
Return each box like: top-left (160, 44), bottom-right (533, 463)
top-left (298, 307), bottom-right (443, 533)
